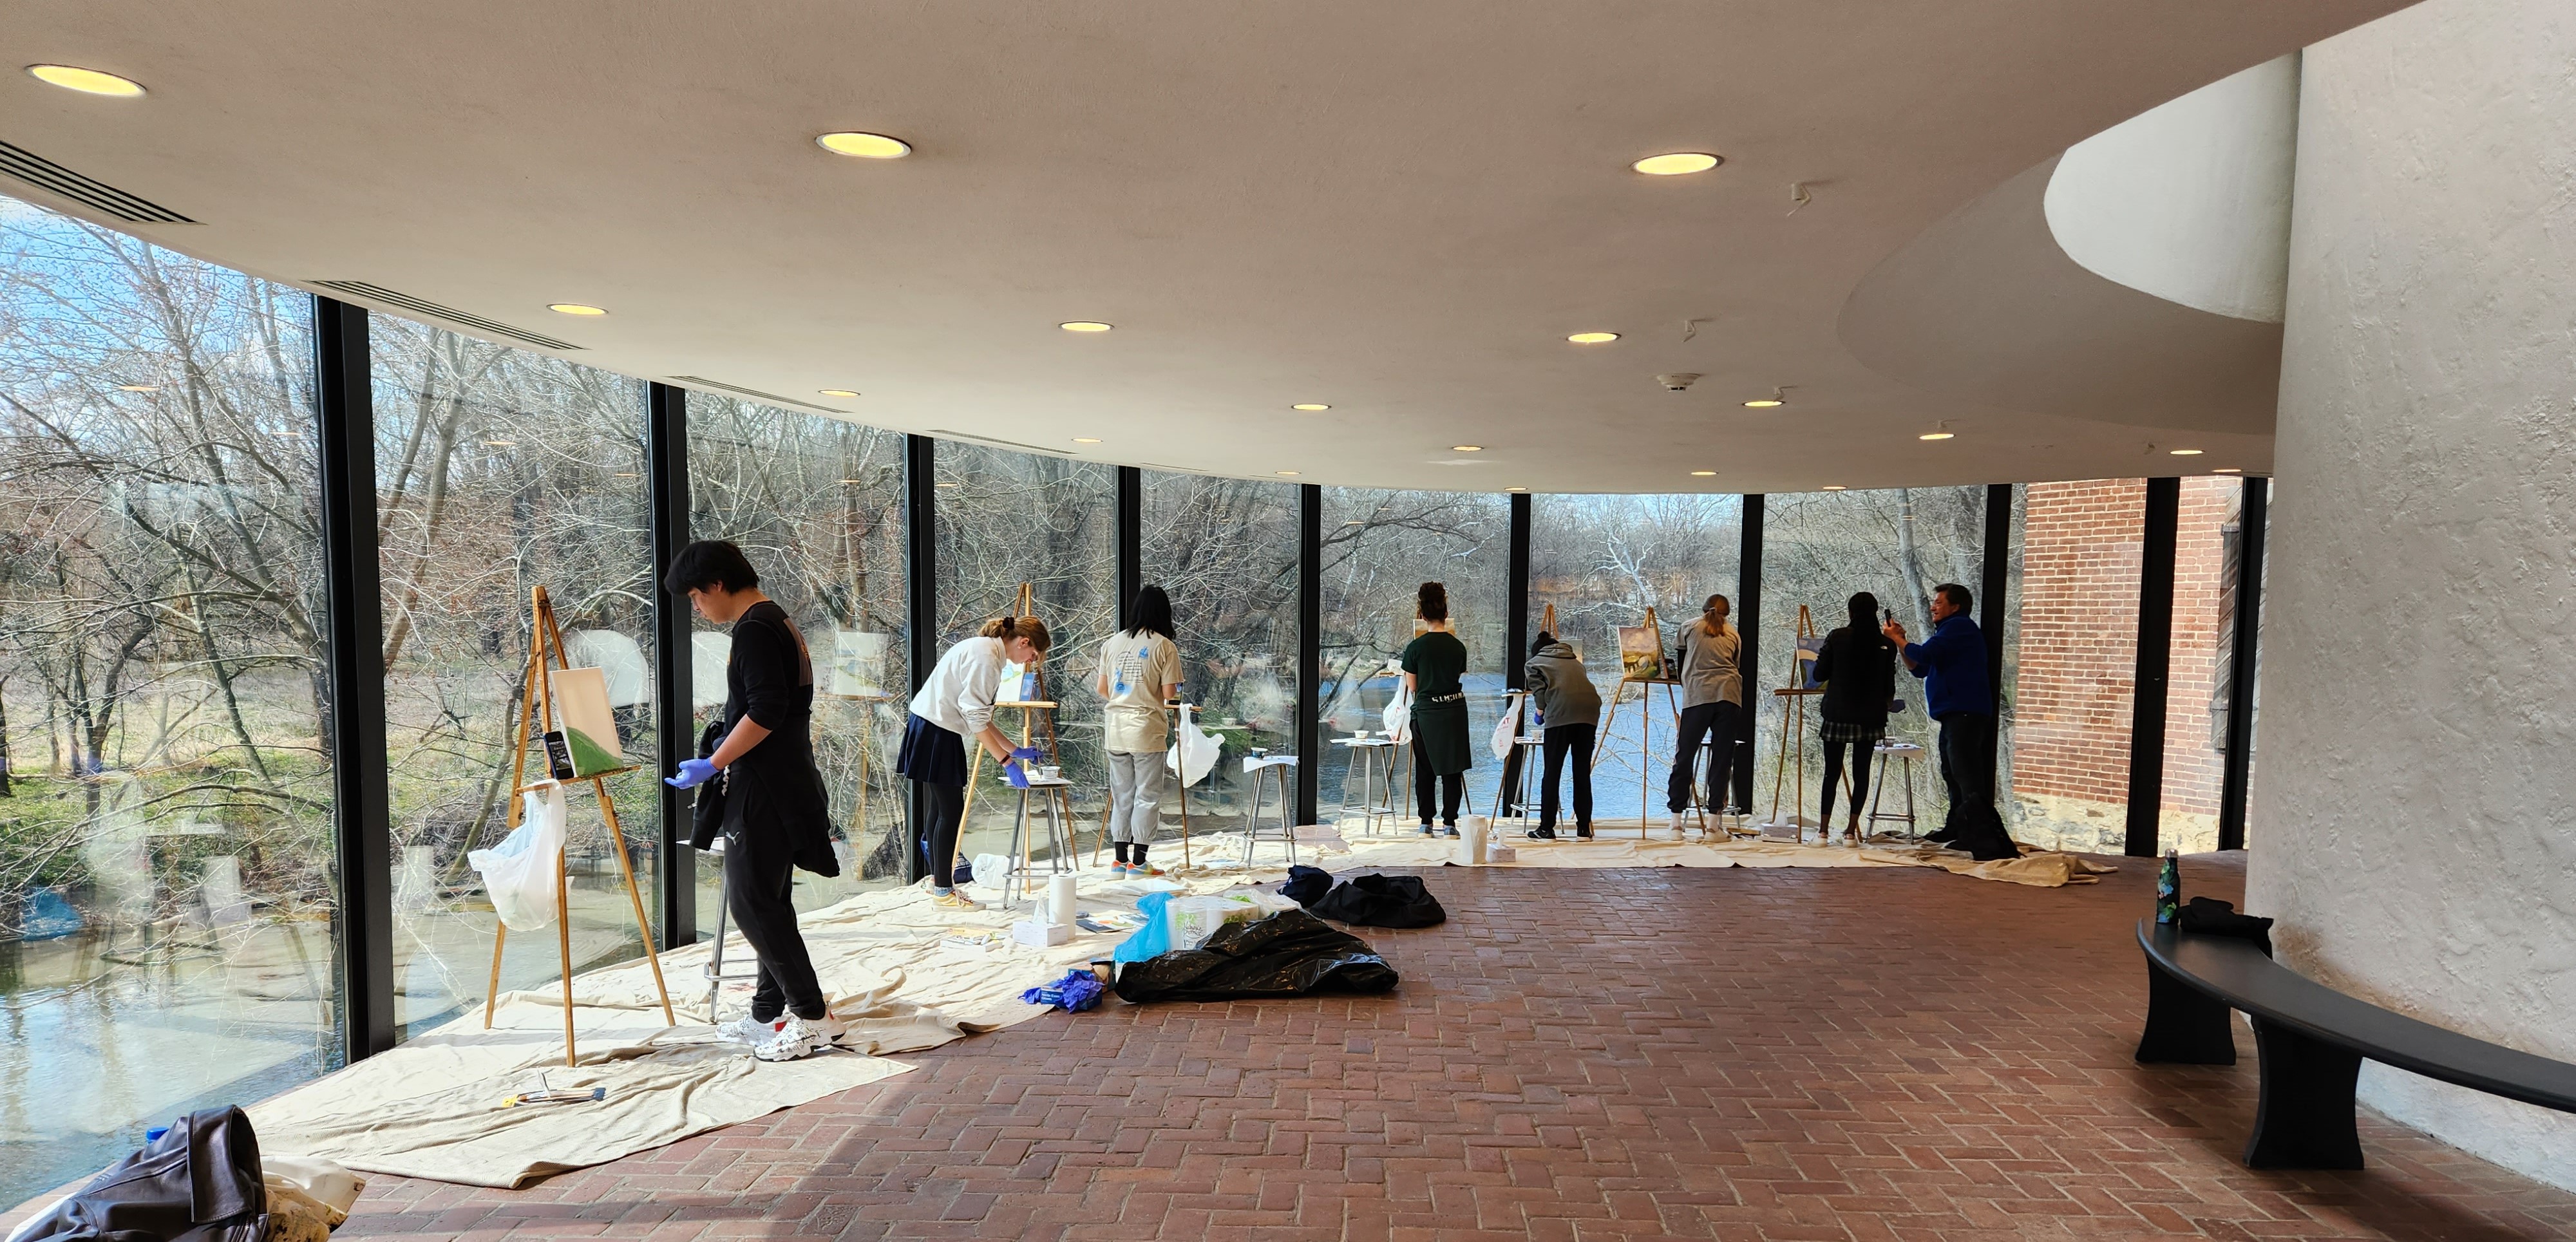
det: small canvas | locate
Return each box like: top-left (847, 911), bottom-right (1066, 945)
top-left (1616, 624), bottom-right (1665, 681)
top-left (999, 659), bottom-right (1041, 702)
top-left (832, 628), bottom-right (887, 697)
top-left (1794, 635), bottom-right (1828, 688)
top-left (551, 666), bottom-right (624, 777)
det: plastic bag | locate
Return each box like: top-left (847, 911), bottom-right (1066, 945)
top-left (1112, 909), bottom-right (1399, 1003)
top-left (971, 852), bottom-right (1015, 889)
top-left (1112, 891), bottom-right (1177, 963)
top-left (1167, 704), bottom-right (1221, 787)
top-left (1166, 892), bottom-right (1300, 951)
top-left (469, 787), bottom-right (568, 931)
top-left (1381, 684), bottom-right (1413, 744)
top-left (1488, 695), bottom-right (1524, 759)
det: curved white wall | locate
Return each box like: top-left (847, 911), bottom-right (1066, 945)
top-left (2045, 54), bottom-right (2298, 323)
top-left (2251, 0), bottom-right (2576, 1191)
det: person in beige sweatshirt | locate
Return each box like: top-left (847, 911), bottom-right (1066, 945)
top-left (1665, 594), bottom-right (1743, 835)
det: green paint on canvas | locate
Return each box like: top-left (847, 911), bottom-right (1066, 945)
top-left (564, 726), bottom-right (621, 777)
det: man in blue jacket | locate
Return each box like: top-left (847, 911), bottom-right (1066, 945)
top-left (1883, 583), bottom-right (2018, 861)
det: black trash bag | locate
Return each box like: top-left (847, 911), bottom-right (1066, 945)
top-left (1279, 864), bottom-right (1334, 908)
top-left (2179, 896), bottom-right (2275, 956)
top-left (16, 1106), bottom-right (267, 1241)
top-left (1113, 908), bottom-right (1398, 1002)
top-left (1311, 872), bottom-right (1447, 928)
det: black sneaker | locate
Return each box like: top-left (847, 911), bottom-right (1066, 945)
top-left (1418, 824), bottom-right (1435, 836)
top-left (1525, 826), bottom-right (1558, 840)
top-left (1575, 826), bottom-right (1594, 839)
top-left (1443, 825), bottom-right (1461, 838)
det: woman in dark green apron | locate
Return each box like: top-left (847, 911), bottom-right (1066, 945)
top-left (1400, 581), bottom-right (1473, 836)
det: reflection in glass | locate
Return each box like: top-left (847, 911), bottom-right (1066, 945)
top-left (1316, 490), bottom-right (1508, 828)
top-left (1529, 494), bottom-right (1743, 823)
top-left (1140, 473), bottom-right (1300, 836)
top-left (687, 395), bottom-right (909, 917)
top-left (0, 199), bottom-right (337, 1200)
top-left (370, 318), bottom-right (659, 1040)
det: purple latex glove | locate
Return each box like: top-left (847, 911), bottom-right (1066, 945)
top-left (665, 757), bottom-right (719, 789)
top-left (1004, 759), bottom-right (1031, 789)
top-left (1010, 746), bottom-right (1044, 762)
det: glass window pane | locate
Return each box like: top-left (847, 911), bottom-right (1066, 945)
top-left (1528, 494), bottom-right (1742, 823)
top-left (1140, 473), bottom-right (1302, 835)
top-left (685, 395), bottom-right (910, 912)
top-left (2159, 476), bottom-right (2243, 852)
top-left (2005, 480), bottom-right (2145, 851)
top-left (0, 198), bottom-right (336, 1198)
top-left (371, 319), bottom-right (659, 1040)
top-left (933, 444), bottom-right (1115, 867)
top-left (1316, 489), bottom-right (1509, 827)
top-left (1759, 487), bottom-right (1989, 832)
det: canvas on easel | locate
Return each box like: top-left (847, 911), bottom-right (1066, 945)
top-left (551, 666), bottom-right (624, 778)
top-left (1616, 618), bottom-right (1666, 681)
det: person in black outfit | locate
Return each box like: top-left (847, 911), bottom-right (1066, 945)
top-left (663, 540), bottom-right (843, 1062)
top-left (1811, 591), bottom-right (1899, 842)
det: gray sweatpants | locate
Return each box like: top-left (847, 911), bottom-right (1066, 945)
top-left (1104, 750), bottom-right (1168, 844)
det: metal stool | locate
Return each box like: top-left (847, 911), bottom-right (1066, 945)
top-left (1504, 735), bottom-right (1544, 829)
top-left (1004, 778), bottom-right (1075, 909)
top-left (1241, 753), bottom-right (1300, 866)
top-left (1332, 735), bottom-right (1401, 835)
top-left (699, 838), bottom-right (759, 1019)
top-left (1866, 740), bottom-right (1925, 841)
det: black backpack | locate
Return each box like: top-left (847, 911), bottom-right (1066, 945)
top-left (1311, 873), bottom-right (1447, 928)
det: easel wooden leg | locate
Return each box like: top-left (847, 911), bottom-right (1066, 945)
top-left (554, 843), bottom-right (577, 1068)
top-left (484, 922), bottom-right (507, 1030)
top-left (952, 748), bottom-right (983, 889)
top-left (592, 775), bottom-right (674, 1025)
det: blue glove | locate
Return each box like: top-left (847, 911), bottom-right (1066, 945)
top-left (1004, 759), bottom-right (1031, 789)
top-left (665, 757), bottom-right (719, 789)
top-left (1010, 746), bottom-right (1044, 762)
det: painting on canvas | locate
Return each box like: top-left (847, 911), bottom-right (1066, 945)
top-left (1616, 624), bottom-right (1665, 681)
top-left (551, 666), bottom-right (625, 777)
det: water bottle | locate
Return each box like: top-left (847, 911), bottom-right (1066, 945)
top-left (2155, 847), bottom-right (2181, 925)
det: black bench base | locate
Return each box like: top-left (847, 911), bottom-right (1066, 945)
top-left (2246, 1017), bottom-right (2365, 1169)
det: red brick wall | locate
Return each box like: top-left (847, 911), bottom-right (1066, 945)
top-left (2010, 478), bottom-right (2234, 849)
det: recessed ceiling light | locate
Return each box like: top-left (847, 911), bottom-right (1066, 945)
top-left (1059, 321), bottom-right (1113, 333)
top-left (1567, 332), bottom-right (1620, 344)
top-left (1743, 398), bottom-right (1783, 409)
top-left (1822, 485), bottom-right (1847, 491)
top-left (1072, 437), bottom-right (1101, 444)
top-left (548, 303), bottom-right (607, 316)
top-left (1690, 470), bottom-right (1717, 477)
top-left (815, 131), bottom-right (911, 159)
top-left (1632, 152), bottom-right (1721, 176)
top-left (1291, 403), bottom-right (1331, 411)
top-left (818, 389), bottom-right (859, 398)
top-left (2168, 448), bottom-right (2204, 456)
top-left (2213, 467), bottom-right (2244, 474)
top-left (1451, 445), bottom-right (1484, 453)
top-left (28, 65), bottom-right (144, 97)
top-left (116, 384), bottom-right (157, 392)
top-left (1918, 432), bottom-right (1955, 441)
top-left (1276, 470), bottom-right (1301, 476)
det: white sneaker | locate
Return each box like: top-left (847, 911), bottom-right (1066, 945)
top-left (750, 1013), bottom-right (846, 1062)
top-left (717, 1013), bottom-right (784, 1045)
top-left (1666, 812), bottom-right (1690, 838)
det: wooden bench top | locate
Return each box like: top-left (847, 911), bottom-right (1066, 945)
top-left (2137, 921), bottom-right (2576, 1114)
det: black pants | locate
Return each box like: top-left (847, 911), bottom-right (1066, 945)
top-left (1934, 711), bottom-right (2016, 860)
top-left (1666, 701), bottom-right (1741, 814)
top-left (1819, 740), bottom-right (1874, 824)
top-left (1412, 739), bottom-right (1463, 827)
top-left (724, 825), bottom-right (826, 1022)
top-left (914, 779), bottom-right (967, 889)
top-left (1537, 723), bottom-right (1595, 831)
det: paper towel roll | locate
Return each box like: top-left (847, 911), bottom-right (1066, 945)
top-left (1047, 874), bottom-right (1077, 928)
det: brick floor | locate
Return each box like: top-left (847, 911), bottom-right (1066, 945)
top-left (328, 854), bottom-right (2576, 1241)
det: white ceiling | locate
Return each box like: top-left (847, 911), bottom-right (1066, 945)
top-left (5, 1), bottom-right (2410, 492)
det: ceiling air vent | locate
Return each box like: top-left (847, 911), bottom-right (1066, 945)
top-left (311, 281), bottom-right (582, 351)
top-left (668, 377), bottom-right (844, 414)
top-left (0, 139), bottom-right (196, 224)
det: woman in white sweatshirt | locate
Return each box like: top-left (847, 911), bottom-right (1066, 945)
top-left (898, 615), bottom-right (1052, 910)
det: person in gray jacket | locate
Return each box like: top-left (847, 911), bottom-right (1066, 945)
top-left (1665, 594), bottom-right (1743, 835)
top-left (1522, 632), bottom-right (1602, 840)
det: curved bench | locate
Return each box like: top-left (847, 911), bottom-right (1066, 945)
top-left (2134, 919), bottom-right (2576, 1169)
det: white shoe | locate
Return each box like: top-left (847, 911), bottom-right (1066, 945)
top-left (751, 1013), bottom-right (846, 1062)
top-left (717, 1013), bottom-right (784, 1045)
top-left (1666, 812), bottom-right (1690, 838)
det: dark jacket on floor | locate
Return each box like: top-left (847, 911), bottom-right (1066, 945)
top-left (16, 1107), bottom-right (269, 1242)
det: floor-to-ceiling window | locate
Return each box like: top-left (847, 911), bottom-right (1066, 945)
top-left (370, 319), bottom-right (660, 1039)
top-left (1528, 494), bottom-right (1742, 823)
top-left (2005, 480), bottom-right (2144, 851)
top-left (0, 198), bottom-right (339, 1199)
top-left (1315, 489), bottom-right (1510, 827)
top-left (932, 444), bottom-right (1115, 867)
top-left (1759, 487), bottom-right (1988, 831)
top-left (1139, 472), bottom-right (1301, 839)
top-left (686, 395), bottom-right (909, 919)
top-left (2159, 476), bottom-right (2244, 852)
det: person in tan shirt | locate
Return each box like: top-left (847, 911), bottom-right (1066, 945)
top-left (1666, 594), bottom-right (1743, 836)
top-left (1094, 585), bottom-right (1184, 876)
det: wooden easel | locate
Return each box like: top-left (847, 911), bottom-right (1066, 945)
top-left (1591, 606), bottom-right (1694, 836)
top-left (484, 585), bottom-right (674, 1066)
top-left (951, 583), bottom-right (1063, 885)
top-left (1765, 603), bottom-right (1825, 840)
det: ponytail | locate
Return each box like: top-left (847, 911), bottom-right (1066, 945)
top-left (980, 614), bottom-right (1054, 653)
